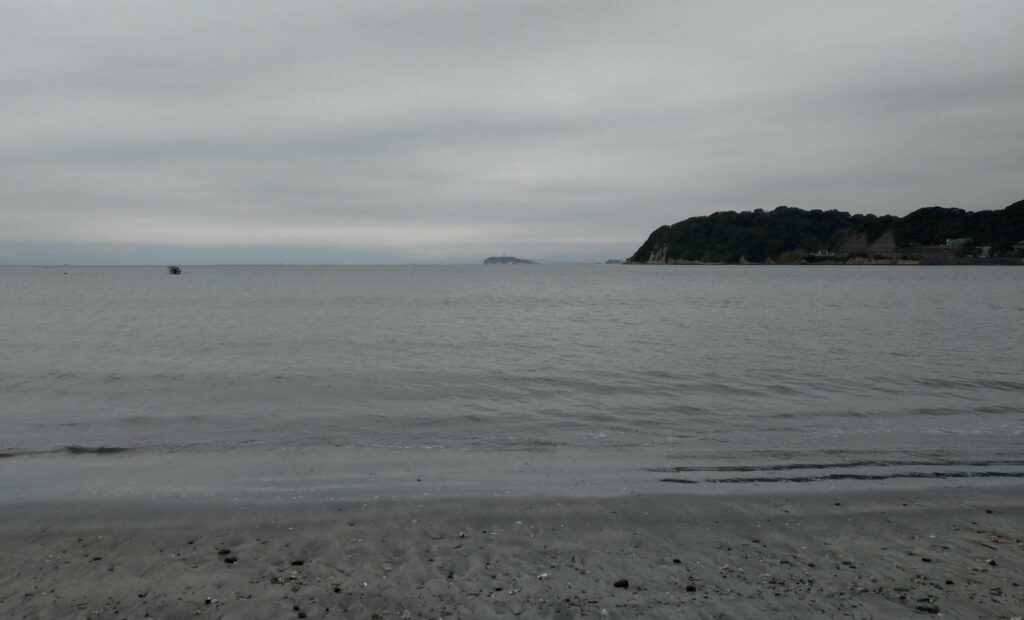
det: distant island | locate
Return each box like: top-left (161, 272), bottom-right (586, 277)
top-left (484, 256), bottom-right (535, 265)
top-left (627, 199), bottom-right (1024, 265)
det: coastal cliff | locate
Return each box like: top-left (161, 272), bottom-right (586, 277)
top-left (628, 200), bottom-right (1024, 264)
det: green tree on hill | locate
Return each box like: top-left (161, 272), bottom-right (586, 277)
top-left (628, 200), bottom-right (1023, 263)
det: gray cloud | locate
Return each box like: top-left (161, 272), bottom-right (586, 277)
top-left (2, 0), bottom-right (1023, 264)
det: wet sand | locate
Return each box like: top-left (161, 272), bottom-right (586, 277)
top-left (1, 486), bottom-right (1022, 619)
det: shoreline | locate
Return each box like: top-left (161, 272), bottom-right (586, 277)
top-left (5, 444), bottom-right (1024, 505)
top-left (2, 486), bottom-right (1021, 618)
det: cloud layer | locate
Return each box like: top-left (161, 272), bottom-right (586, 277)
top-left (2, 0), bottom-right (1023, 263)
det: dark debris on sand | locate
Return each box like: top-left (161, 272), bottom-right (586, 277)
top-left (0, 489), bottom-right (1022, 618)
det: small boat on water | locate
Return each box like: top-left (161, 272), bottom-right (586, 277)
top-left (167, 265), bottom-right (182, 275)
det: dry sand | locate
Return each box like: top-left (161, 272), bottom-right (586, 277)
top-left (1, 486), bottom-right (1022, 619)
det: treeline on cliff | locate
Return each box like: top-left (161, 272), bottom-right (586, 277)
top-left (628, 199), bottom-right (1024, 263)
top-left (892, 202), bottom-right (1024, 248)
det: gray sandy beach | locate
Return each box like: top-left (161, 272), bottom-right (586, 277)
top-left (2, 487), bottom-right (1022, 619)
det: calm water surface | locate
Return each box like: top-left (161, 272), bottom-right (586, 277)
top-left (1, 265), bottom-right (1022, 500)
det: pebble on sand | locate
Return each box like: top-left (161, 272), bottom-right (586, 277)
top-left (614, 579), bottom-right (629, 589)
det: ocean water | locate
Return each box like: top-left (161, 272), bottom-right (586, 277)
top-left (1, 265), bottom-right (1022, 500)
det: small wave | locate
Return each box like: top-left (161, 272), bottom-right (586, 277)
top-left (2, 445), bottom-right (137, 458)
top-left (975, 405), bottom-right (1023, 414)
top-left (646, 458), bottom-right (1024, 473)
top-left (914, 377), bottom-right (1024, 392)
top-left (3, 445), bottom-right (133, 458)
top-left (662, 471), bottom-right (1024, 484)
top-left (0, 448), bottom-right (50, 458)
top-left (62, 445), bottom-right (133, 455)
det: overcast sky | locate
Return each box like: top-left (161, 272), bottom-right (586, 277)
top-left (2, 1), bottom-right (1022, 264)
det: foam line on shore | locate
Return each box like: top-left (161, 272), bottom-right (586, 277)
top-left (662, 470), bottom-right (1024, 484)
top-left (646, 458), bottom-right (1024, 473)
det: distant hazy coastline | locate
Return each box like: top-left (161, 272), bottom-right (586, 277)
top-left (483, 255), bottom-right (535, 264)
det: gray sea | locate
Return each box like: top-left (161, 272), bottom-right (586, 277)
top-left (1, 265), bottom-right (1022, 501)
